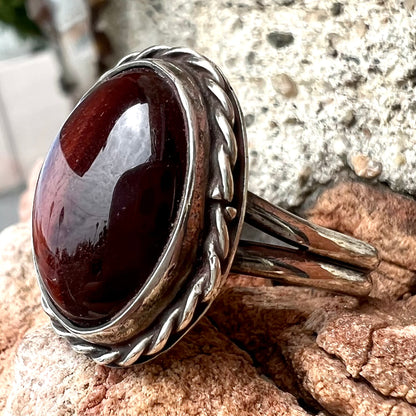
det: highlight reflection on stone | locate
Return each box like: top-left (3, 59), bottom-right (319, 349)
top-left (32, 68), bottom-right (188, 328)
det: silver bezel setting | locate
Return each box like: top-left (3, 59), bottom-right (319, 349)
top-left (35, 46), bottom-right (248, 366)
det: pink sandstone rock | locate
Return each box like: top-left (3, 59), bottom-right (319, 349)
top-left (308, 182), bottom-right (416, 299)
top-left (4, 321), bottom-right (309, 416)
top-left (1, 179), bottom-right (416, 415)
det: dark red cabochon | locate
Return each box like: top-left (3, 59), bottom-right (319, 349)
top-left (32, 67), bottom-right (188, 328)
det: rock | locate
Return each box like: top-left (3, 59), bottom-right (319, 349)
top-left (272, 74), bottom-right (298, 98)
top-left (245, 113), bottom-right (255, 127)
top-left (95, 0), bottom-right (416, 208)
top-left (354, 19), bottom-right (368, 38)
top-left (316, 312), bottom-right (390, 378)
top-left (4, 322), bottom-right (309, 416)
top-left (283, 331), bottom-right (416, 416)
top-left (208, 181), bottom-right (416, 414)
top-left (0, 214), bottom-right (304, 415)
top-left (360, 326), bottom-right (416, 403)
top-left (273, 0), bottom-right (295, 5)
top-left (209, 286), bottom-right (358, 396)
top-left (350, 154), bottom-right (382, 178)
top-left (330, 2), bottom-right (343, 16)
top-left (404, 0), bottom-right (416, 11)
top-left (209, 285), bottom-right (416, 414)
top-left (308, 181), bottom-right (416, 298)
top-left (341, 109), bottom-right (356, 127)
top-left (266, 31), bottom-right (295, 49)
top-left (3, 177), bottom-right (416, 413)
top-left (0, 223), bottom-right (47, 411)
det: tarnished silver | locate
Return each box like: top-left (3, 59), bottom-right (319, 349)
top-left (36, 46), bottom-right (379, 367)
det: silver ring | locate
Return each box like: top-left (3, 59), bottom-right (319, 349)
top-left (31, 46), bottom-right (379, 367)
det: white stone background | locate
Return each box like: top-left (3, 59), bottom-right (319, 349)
top-left (99, 0), bottom-right (416, 208)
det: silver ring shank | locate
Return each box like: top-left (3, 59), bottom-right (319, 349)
top-left (231, 191), bottom-right (378, 297)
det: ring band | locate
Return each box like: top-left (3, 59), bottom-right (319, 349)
top-left (32, 46), bottom-right (379, 367)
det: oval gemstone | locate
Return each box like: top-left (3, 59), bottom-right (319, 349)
top-left (32, 67), bottom-right (188, 328)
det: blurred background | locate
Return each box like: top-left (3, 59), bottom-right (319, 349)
top-left (0, 0), bottom-right (108, 231)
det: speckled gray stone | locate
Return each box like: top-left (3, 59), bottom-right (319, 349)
top-left (99, 0), bottom-right (416, 208)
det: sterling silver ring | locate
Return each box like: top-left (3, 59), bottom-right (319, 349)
top-left (32, 46), bottom-right (379, 367)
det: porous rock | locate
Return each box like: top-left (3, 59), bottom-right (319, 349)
top-left (360, 325), bottom-right (416, 403)
top-left (210, 285), bottom-right (416, 414)
top-left (308, 181), bottom-right (416, 299)
top-left (98, 0), bottom-right (416, 208)
top-left (2, 178), bottom-right (416, 415)
top-left (283, 330), bottom-right (416, 416)
top-left (0, 212), bottom-right (306, 415)
top-left (209, 181), bottom-right (416, 414)
top-left (0, 223), bottom-right (46, 411)
top-left (4, 321), bottom-right (308, 416)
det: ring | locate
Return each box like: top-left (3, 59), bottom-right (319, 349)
top-left (31, 46), bottom-right (379, 367)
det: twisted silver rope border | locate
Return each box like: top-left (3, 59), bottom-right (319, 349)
top-left (42, 46), bottom-right (241, 366)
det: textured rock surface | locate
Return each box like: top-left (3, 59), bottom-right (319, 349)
top-left (0, 223), bottom-right (47, 411)
top-left (308, 181), bottom-right (416, 299)
top-left (2, 181), bottom-right (416, 415)
top-left (360, 326), bottom-right (416, 403)
top-left (284, 332), bottom-right (416, 416)
top-left (98, 0), bottom-right (416, 208)
top-left (209, 181), bottom-right (416, 414)
top-left (1, 206), bottom-right (306, 415)
top-left (210, 286), bottom-right (416, 414)
top-left (5, 322), bottom-right (307, 416)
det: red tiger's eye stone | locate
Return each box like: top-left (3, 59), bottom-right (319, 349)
top-left (32, 67), bottom-right (188, 328)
